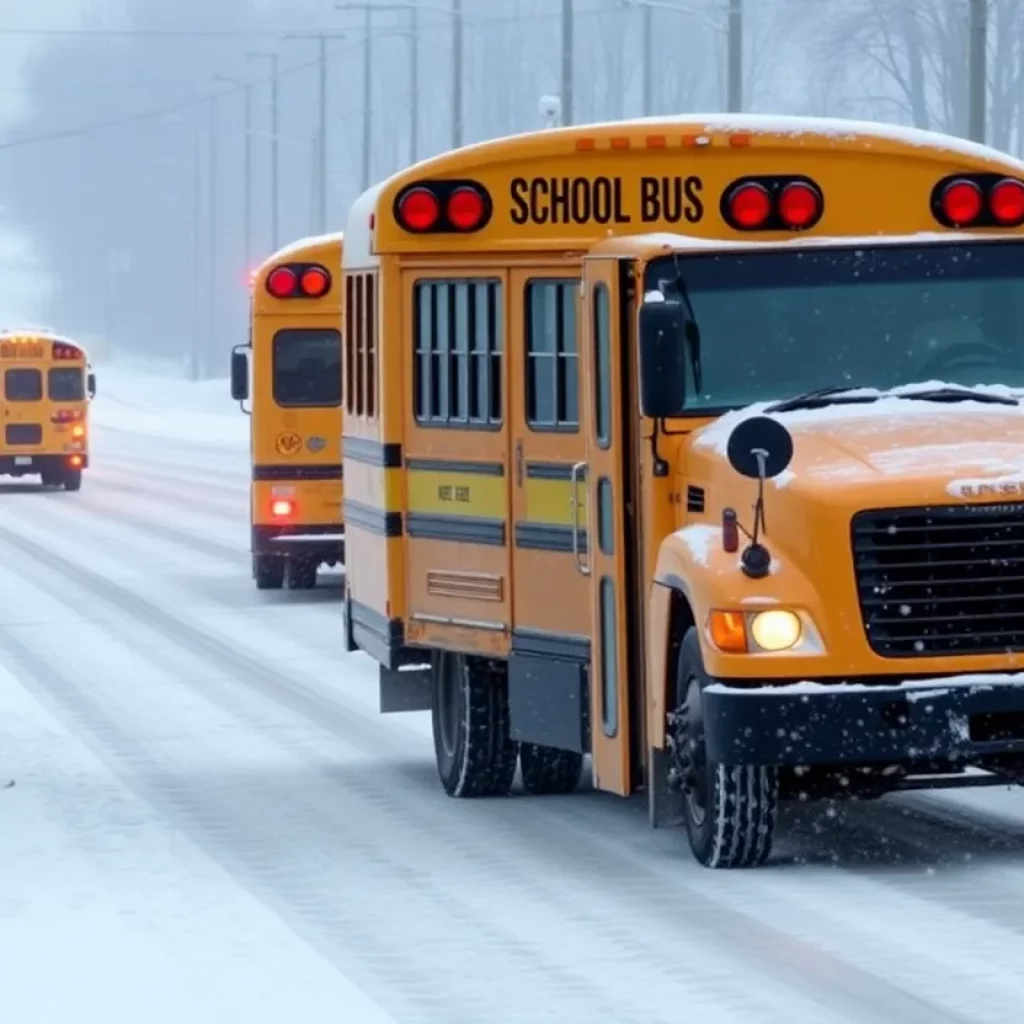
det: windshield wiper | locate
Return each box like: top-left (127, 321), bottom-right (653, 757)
top-left (896, 386), bottom-right (1018, 407)
top-left (766, 385), bottom-right (878, 414)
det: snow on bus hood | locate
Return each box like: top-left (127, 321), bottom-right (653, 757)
top-left (692, 382), bottom-right (1024, 491)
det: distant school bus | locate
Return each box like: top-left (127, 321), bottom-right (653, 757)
top-left (231, 232), bottom-right (344, 589)
top-left (0, 328), bottom-right (94, 490)
top-left (342, 114), bottom-right (1024, 867)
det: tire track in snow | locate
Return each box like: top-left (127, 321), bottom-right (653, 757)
top-left (0, 514), bottom-right (981, 1024)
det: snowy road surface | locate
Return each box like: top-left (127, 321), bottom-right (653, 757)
top-left (2, 371), bottom-right (1024, 1022)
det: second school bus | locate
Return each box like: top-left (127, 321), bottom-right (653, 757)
top-left (231, 232), bottom-right (344, 590)
top-left (0, 328), bottom-right (94, 490)
top-left (342, 114), bottom-right (1024, 867)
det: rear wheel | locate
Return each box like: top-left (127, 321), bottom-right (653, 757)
top-left (431, 651), bottom-right (517, 798)
top-left (62, 468), bottom-right (82, 492)
top-left (286, 557), bottom-right (317, 589)
top-left (519, 743), bottom-right (584, 795)
top-left (253, 553), bottom-right (285, 590)
top-left (670, 627), bottom-right (778, 868)
top-left (40, 467), bottom-right (60, 488)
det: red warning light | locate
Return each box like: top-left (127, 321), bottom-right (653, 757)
top-left (939, 179), bottom-right (984, 227)
top-left (988, 178), bottom-right (1024, 226)
top-left (397, 187), bottom-right (440, 231)
top-left (777, 182), bottom-right (821, 229)
top-left (266, 266), bottom-right (297, 298)
top-left (726, 182), bottom-right (772, 229)
top-left (300, 267), bottom-right (329, 297)
top-left (447, 187), bottom-right (486, 230)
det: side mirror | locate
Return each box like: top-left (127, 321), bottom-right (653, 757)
top-left (86, 372), bottom-right (96, 398)
top-left (230, 349), bottom-right (249, 401)
top-left (638, 302), bottom-right (688, 419)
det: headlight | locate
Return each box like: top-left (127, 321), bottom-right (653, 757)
top-left (750, 609), bottom-right (802, 651)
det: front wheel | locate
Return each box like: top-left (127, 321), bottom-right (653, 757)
top-left (670, 627), bottom-right (778, 868)
top-left (431, 651), bottom-right (517, 798)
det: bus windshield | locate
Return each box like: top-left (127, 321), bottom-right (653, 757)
top-left (644, 241), bottom-right (1024, 410)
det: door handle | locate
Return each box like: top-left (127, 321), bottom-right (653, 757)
top-left (570, 460), bottom-right (590, 576)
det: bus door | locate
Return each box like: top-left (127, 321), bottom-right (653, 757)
top-left (507, 268), bottom-right (590, 654)
top-left (579, 256), bottom-right (644, 796)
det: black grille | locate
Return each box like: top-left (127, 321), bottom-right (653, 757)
top-left (5, 423), bottom-right (42, 445)
top-left (686, 485), bottom-right (705, 513)
top-left (852, 502), bottom-right (1024, 658)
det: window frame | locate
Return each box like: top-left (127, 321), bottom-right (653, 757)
top-left (524, 278), bottom-right (580, 434)
top-left (48, 366), bottom-right (86, 402)
top-left (4, 367), bottom-right (42, 402)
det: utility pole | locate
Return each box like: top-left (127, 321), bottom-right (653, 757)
top-left (318, 34), bottom-right (328, 229)
top-left (362, 5), bottom-right (372, 189)
top-left (452, 0), bottom-right (463, 148)
top-left (968, 0), bottom-right (987, 143)
top-left (248, 51), bottom-right (281, 250)
top-left (727, 0), bottom-right (742, 112)
top-left (642, 2), bottom-right (652, 116)
top-left (207, 95), bottom-right (218, 378)
top-left (243, 82), bottom-right (252, 267)
top-left (191, 122), bottom-right (202, 381)
top-left (410, 3), bottom-right (419, 162)
top-left (561, 0), bottom-right (574, 125)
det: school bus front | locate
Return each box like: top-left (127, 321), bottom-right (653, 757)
top-left (231, 233), bottom-right (344, 591)
top-left (344, 114), bottom-right (1024, 867)
top-left (0, 331), bottom-right (94, 491)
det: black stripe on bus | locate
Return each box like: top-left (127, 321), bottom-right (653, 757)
top-left (406, 513), bottom-right (506, 546)
top-left (253, 463), bottom-right (341, 481)
top-left (525, 462), bottom-right (586, 480)
top-left (406, 458), bottom-right (504, 475)
top-left (514, 523), bottom-right (588, 553)
top-left (343, 436), bottom-right (402, 467)
top-left (343, 499), bottom-right (402, 537)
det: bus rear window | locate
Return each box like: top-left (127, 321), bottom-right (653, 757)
top-left (272, 328), bottom-right (342, 407)
top-left (5, 368), bottom-right (42, 401)
top-left (48, 367), bottom-right (85, 401)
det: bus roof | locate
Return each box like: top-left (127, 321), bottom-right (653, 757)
top-left (254, 231), bottom-right (344, 277)
top-left (343, 113), bottom-right (1024, 268)
top-left (0, 327), bottom-right (88, 356)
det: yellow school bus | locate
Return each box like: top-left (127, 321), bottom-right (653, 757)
top-left (0, 328), bottom-right (94, 490)
top-left (342, 114), bottom-right (1024, 867)
top-left (231, 232), bottom-right (344, 589)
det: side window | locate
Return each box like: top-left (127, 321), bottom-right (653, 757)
top-left (272, 328), bottom-right (342, 407)
top-left (593, 283), bottom-right (612, 449)
top-left (413, 279), bottom-right (502, 428)
top-left (5, 368), bottom-right (42, 401)
top-left (525, 279), bottom-right (578, 432)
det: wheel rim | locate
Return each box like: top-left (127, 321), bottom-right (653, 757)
top-left (438, 654), bottom-right (460, 757)
top-left (677, 673), bottom-right (710, 827)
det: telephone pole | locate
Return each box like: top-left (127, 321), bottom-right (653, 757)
top-left (561, 0), bottom-right (574, 125)
top-left (727, 0), bottom-right (742, 112)
top-left (207, 95), bottom-right (218, 377)
top-left (452, 0), bottom-right (463, 147)
top-left (248, 51), bottom-right (281, 250)
top-left (642, 2), bottom-right (652, 115)
top-left (968, 0), bottom-right (987, 143)
top-left (243, 82), bottom-right (252, 264)
top-left (410, 3), bottom-right (419, 161)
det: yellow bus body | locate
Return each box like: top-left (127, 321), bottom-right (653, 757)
top-left (0, 329), bottom-right (94, 491)
top-left (342, 114), bottom-right (1024, 866)
top-left (240, 232), bottom-right (344, 590)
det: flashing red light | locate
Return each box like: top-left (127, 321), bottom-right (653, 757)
top-left (777, 182), bottom-right (821, 229)
top-left (398, 187), bottom-right (440, 231)
top-left (727, 182), bottom-right (772, 228)
top-left (300, 267), bottom-right (329, 297)
top-left (53, 343), bottom-right (81, 360)
top-left (51, 409), bottom-right (82, 424)
top-left (271, 498), bottom-right (294, 517)
top-left (447, 186), bottom-right (485, 230)
top-left (939, 179), bottom-right (983, 226)
top-left (988, 178), bottom-right (1024, 226)
top-left (266, 266), bottom-right (297, 298)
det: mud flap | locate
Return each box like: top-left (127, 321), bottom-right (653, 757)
top-left (379, 664), bottom-right (431, 713)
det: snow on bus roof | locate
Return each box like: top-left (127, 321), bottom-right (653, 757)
top-left (342, 113), bottom-right (1024, 267)
top-left (257, 231), bottom-right (345, 272)
top-left (0, 328), bottom-right (89, 358)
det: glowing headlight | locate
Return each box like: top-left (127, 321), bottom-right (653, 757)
top-left (749, 609), bottom-right (802, 651)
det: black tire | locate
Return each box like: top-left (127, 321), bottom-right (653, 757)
top-left (519, 743), bottom-right (584, 795)
top-left (286, 558), bottom-right (317, 589)
top-left (431, 651), bottom-right (517, 798)
top-left (62, 468), bottom-right (82, 492)
top-left (253, 553), bottom-right (285, 590)
top-left (40, 468), bottom-right (59, 488)
top-left (670, 627), bottom-right (778, 868)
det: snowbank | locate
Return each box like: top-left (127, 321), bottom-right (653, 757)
top-left (90, 366), bottom-right (248, 448)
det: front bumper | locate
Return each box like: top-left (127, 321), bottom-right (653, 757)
top-left (703, 675), bottom-right (1024, 766)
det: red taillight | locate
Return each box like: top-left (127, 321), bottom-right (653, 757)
top-left (939, 179), bottom-right (984, 227)
top-left (53, 343), bottom-right (81, 360)
top-left (300, 267), bottom-right (329, 297)
top-left (447, 186), bottom-right (485, 230)
top-left (397, 187), bottom-right (440, 231)
top-left (777, 182), bottom-right (821, 229)
top-left (271, 498), bottom-right (294, 517)
top-left (989, 178), bottom-right (1024, 226)
top-left (266, 266), bottom-right (297, 298)
top-left (51, 409), bottom-right (83, 423)
top-left (726, 182), bottom-right (772, 229)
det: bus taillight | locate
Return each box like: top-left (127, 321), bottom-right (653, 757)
top-left (721, 176), bottom-right (823, 232)
top-left (300, 267), bottom-right (329, 296)
top-left (267, 266), bottom-right (297, 297)
top-left (271, 498), bottom-right (294, 517)
top-left (394, 180), bottom-right (492, 234)
top-left (53, 343), bottom-right (82, 360)
top-left (937, 179), bottom-right (984, 227)
top-left (265, 263), bottom-right (331, 298)
top-left (931, 174), bottom-right (1024, 228)
top-left (989, 178), bottom-right (1024, 226)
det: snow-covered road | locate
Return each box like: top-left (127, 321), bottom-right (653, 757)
top-left (2, 370), bottom-right (1024, 1022)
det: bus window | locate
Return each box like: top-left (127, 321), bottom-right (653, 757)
top-left (272, 328), bottom-right (342, 407)
top-left (5, 368), bottom-right (42, 401)
top-left (48, 367), bottom-right (85, 402)
top-left (525, 279), bottom-right (578, 431)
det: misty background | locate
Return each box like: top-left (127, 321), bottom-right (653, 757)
top-left (0, 0), bottom-right (1016, 376)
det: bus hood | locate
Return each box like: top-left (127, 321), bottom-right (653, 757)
top-left (693, 393), bottom-right (1024, 502)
